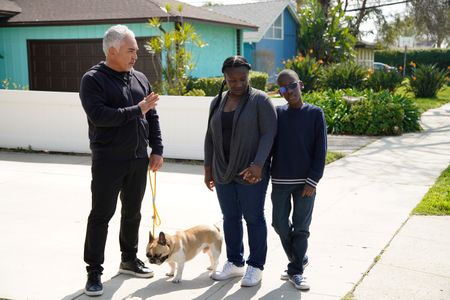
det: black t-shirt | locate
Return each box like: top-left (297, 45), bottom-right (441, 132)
top-left (221, 110), bottom-right (235, 162)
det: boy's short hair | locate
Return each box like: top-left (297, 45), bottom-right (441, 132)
top-left (277, 69), bottom-right (299, 83)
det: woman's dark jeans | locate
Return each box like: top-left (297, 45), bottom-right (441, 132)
top-left (215, 175), bottom-right (269, 270)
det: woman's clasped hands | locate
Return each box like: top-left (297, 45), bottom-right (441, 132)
top-left (239, 163), bottom-right (263, 184)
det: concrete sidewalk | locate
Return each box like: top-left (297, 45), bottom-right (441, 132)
top-left (0, 103), bottom-right (449, 300)
top-left (354, 216), bottom-right (450, 300)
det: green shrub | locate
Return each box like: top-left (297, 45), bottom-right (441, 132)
top-left (150, 81), bottom-right (163, 94)
top-left (341, 90), bottom-right (404, 135)
top-left (320, 62), bottom-right (366, 90)
top-left (304, 89), bottom-right (420, 135)
top-left (192, 77), bottom-right (223, 96)
top-left (2, 78), bottom-right (29, 90)
top-left (283, 55), bottom-right (323, 92)
top-left (375, 49), bottom-right (450, 76)
top-left (183, 88), bottom-right (206, 96)
top-left (249, 71), bottom-right (268, 91)
top-left (392, 93), bottom-right (421, 133)
top-left (408, 64), bottom-right (448, 98)
top-left (366, 70), bottom-right (403, 92)
top-left (266, 83), bottom-right (279, 92)
top-left (190, 71), bottom-right (268, 96)
top-left (304, 89), bottom-right (351, 134)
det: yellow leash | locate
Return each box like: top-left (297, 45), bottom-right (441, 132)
top-left (148, 169), bottom-right (161, 237)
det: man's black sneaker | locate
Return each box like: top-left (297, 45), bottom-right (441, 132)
top-left (119, 258), bottom-right (154, 278)
top-left (84, 270), bottom-right (103, 296)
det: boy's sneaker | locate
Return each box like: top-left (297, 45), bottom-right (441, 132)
top-left (241, 265), bottom-right (262, 287)
top-left (84, 270), bottom-right (103, 296)
top-left (280, 258), bottom-right (309, 280)
top-left (211, 261), bottom-right (245, 280)
top-left (289, 274), bottom-right (310, 290)
top-left (119, 258), bottom-right (154, 278)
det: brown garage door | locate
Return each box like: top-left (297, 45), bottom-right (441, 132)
top-left (27, 38), bottom-right (161, 92)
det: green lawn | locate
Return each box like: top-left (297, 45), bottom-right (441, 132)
top-left (409, 87), bottom-right (450, 216)
top-left (397, 85), bottom-right (450, 114)
top-left (412, 165), bottom-right (450, 215)
top-left (326, 151), bottom-right (345, 164)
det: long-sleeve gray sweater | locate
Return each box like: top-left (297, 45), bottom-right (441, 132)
top-left (204, 87), bottom-right (277, 184)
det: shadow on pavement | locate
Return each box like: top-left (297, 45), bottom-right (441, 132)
top-left (0, 150), bottom-right (91, 165)
top-left (259, 281), bottom-right (307, 299)
top-left (63, 274), bottom-right (126, 300)
top-left (220, 283), bottom-right (261, 300)
top-left (129, 271), bottom-right (227, 299)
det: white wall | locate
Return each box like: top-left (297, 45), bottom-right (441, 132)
top-left (0, 90), bottom-right (213, 160)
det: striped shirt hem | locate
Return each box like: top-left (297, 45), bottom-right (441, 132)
top-left (306, 178), bottom-right (317, 187)
top-left (272, 178), bottom-right (317, 187)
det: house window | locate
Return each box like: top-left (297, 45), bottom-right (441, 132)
top-left (264, 13), bottom-right (283, 40)
top-left (236, 29), bottom-right (241, 55)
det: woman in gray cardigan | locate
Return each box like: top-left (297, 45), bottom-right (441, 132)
top-left (204, 56), bottom-right (277, 287)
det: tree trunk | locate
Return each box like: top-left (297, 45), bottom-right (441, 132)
top-left (352, 0), bottom-right (368, 37)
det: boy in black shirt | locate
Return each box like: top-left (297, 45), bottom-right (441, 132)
top-left (271, 69), bottom-right (327, 290)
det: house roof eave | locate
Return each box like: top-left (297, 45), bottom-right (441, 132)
top-left (0, 16), bottom-right (258, 30)
top-left (286, 2), bottom-right (300, 25)
top-left (0, 0), bottom-right (256, 29)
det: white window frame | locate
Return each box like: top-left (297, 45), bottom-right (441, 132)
top-left (264, 13), bottom-right (284, 40)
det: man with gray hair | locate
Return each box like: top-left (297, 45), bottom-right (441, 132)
top-left (79, 24), bottom-right (164, 296)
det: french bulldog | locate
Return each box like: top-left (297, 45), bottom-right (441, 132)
top-left (146, 224), bottom-right (222, 283)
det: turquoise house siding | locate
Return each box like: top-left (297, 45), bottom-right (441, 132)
top-left (0, 22), bottom-right (236, 87)
top-left (243, 9), bottom-right (297, 82)
top-left (188, 23), bottom-right (237, 78)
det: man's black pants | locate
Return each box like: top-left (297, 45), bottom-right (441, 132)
top-left (84, 158), bottom-right (148, 272)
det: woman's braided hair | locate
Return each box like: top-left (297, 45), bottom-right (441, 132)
top-left (208, 56), bottom-right (252, 124)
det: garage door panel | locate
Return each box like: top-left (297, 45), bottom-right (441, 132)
top-left (28, 38), bottom-right (161, 92)
top-left (78, 43), bottom-right (98, 56)
top-left (34, 76), bottom-right (50, 91)
top-left (31, 44), bottom-right (48, 57)
top-left (63, 60), bottom-right (79, 73)
top-left (33, 60), bottom-right (50, 73)
top-left (64, 44), bottom-right (78, 56)
top-left (51, 77), bottom-right (64, 90)
top-left (66, 76), bottom-right (81, 91)
top-left (50, 61), bottom-right (64, 73)
top-left (49, 44), bottom-right (63, 56)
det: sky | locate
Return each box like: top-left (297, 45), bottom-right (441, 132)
top-left (178, 0), bottom-right (408, 42)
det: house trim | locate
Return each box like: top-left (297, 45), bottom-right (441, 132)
top-left (263, 12), bottom-right (284, 41)
top-left (248, 1), bottom-right (297, 43)
top-left (0, 16), bottom-right (257, 30)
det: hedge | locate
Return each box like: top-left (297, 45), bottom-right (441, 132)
top-left (375, 49), bottom-right (450, 75)
top-left (189, 71), bottom-right (268, 96)
top-left (304, 89), bottom-right (421, 135)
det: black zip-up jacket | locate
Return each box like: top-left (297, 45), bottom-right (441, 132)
top-left (79, 62), bottom-right (163, 160)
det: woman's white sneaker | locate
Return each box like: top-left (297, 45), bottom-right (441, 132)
top-left (211, 261), bottom-right (244, 280)
top-left (241, 265), bottom-right (262, 287)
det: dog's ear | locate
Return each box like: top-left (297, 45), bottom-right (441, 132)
top-left (149, 231), bottom-right (154, 243)
top-left (158, 232), bottom-right (166, 245)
